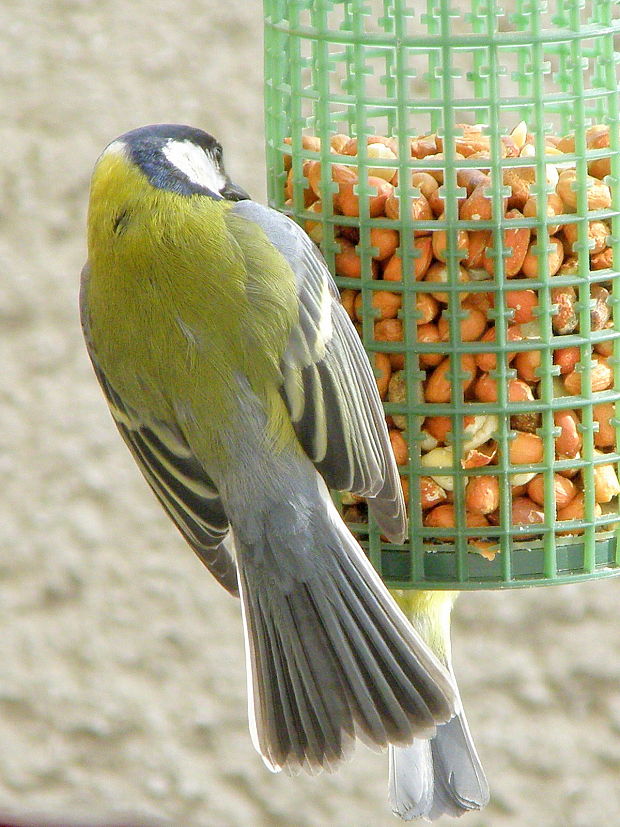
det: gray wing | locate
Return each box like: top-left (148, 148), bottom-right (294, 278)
top-left (228, 201), bottom-right (407, 544)
top-left (80, 273), bottom-right (238, 596)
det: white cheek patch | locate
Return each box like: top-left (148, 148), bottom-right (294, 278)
top-left (162, 140), bottom-right (226, 193)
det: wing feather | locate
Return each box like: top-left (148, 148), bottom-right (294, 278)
top-left (79, 307), bottom-right (239, 595)
top-left (228, 201), bottom-right (406, 543)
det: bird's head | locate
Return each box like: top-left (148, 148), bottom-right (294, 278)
top-left (94, 123), bottom-right (250, 202)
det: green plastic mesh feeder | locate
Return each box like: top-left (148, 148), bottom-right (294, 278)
top-left (263, 0), bottom-right (620, 589)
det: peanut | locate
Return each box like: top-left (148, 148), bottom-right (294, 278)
top-left (554, 346), bottom-right (581, 376)
top-left (383, 237), bottom-right (433, 282)
top-left (523, 191), bottom-right (565, 235)
top-left (424, 503), bottom-right (489, 533)
top-left (410, 171), bottom-right (440, 200)
top-left (424, 414), bottom-right (477, 444)
top-left (387, 370), bottom-right (407, 429)
top-left (556, 168), bottom-right (612, 211)
top-left (422, 151), bottom-right (465, 184)
top-left (416, 292), bottom-right (441, 325)
top-left (369, 227), bottom-right (400, 261)
top-left (554, 409), bottom-right (582, 458)
top-left (365, 142), bottom-right (398, 180)
top-left (482, 209), bottom-right (530, 277)
top-left (526, 473), bottom-right (577, 509)
top-left (420, 477), bottom-right (449, 510)
top-left (563, 354), bottom-right (613, 395)
top-left (511, 410), bottom-right (541, 434)
top-left (593, 451), bottom-right (620, 503)
top-left (306, 160), bottom-right (356, 200)
top-left (512, 496), bottom-right (545, 527)
top-left (514, 348), bottom-right (542, 383)
top-left (462, 291), bottom-right (493, 315)
top-left (329, 133), bottom-right (350, 154)
top-left (466, 475), bottom-right (500, 515)
top-left (423, 261), bottom-right (470, 304)
top-left (385, 191), bottom-right (433, 234)
top-left (373, 351), bottom-right (392, 399)
top-left (437, 124), bottom-right (491, 157)
top-left (337, 176), bottom-right (393, 217)
top-left (460, 182), bottom-right (494, 221)
top-left (593, 402), bottom-right (617, 449)
top-left (389, 429), bottom-right (409, 466)
top-left (594, 322), bottom-right (614, 357)
top-left (474, 375), bottom-right (534, 404)
top-left (374, 318), bottom-right (403, 346)
top-left (354, 290), bottom-right (402, 321)
top-left (456, 168), bottom-right (489, 195)
top-left (520, 235), bottom-right (564, 279)
top-left (335, 238), bottom-right (379, 279)
top-left (416, 322), bottom-right (444, 368)
top-left (432, 215), bottom-right (469, 263)
top-left (339, 288), bottom-right (358, 320)
top-left (557, 492), bottom-right (602, 530)
top-left (425, 354), bottom-right (477, 403)
top-left (504, 288), bottom-right (539, 324)
top-left (510, 431), bottom-right (544, 465)
top-left (437, 307), bottom-right (487, 342)
top-left (503, 168), bottom-right (531, 211)
top-left (475, 324), bottom-right (522, 372)
top-left (590, 284), bottom-right (610, 332)
top-left (562, 219), bottom-right (610, 256)
top-left (465, 229), bottom-right (492, 268)
top-left (591, 246), bottom-right (613, 271)
top-left (303, 200), bottom-right (325, 244)
top-left (400, 475), bottom-right (409, 504)
top-left (551, 285), bottom-right (578, 335)
top-left (390, 353), bottom-right (405, 371)
top-left (410, 134), bottom-right (439, 159)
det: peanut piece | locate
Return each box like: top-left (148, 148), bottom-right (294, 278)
top-left (592, 451), bottom-right (620, 503)
top-left (420, 477), bottom-right (449, 510)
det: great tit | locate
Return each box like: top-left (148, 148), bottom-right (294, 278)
top-left (80, 123), bottom-right (457, 785)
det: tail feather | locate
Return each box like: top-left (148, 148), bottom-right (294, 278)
top-left (389, 699), bottom-right (489, 821)
top-left (331, 571), bottom-right (435, 739)
top-left (430, 706), bottom-right (489, 812)
top-left (389, 739), bottom-right (434, 821)
top-left (255, 590), bottom-right (324, 769)
top-left (234, 479), bottom-right (456, 775)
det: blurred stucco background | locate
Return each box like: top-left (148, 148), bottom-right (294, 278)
top-left (2, 1), bottom-right (620, 825)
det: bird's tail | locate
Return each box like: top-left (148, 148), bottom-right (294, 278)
top-left (388, 697), bottom-right (489, 820)
top-left (233, 475), bottom-right (457, 775)
top-left (387, 592), bottom-right (489, 821)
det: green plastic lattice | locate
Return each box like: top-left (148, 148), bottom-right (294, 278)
top-left (263, 0), bottom-right (620, 589)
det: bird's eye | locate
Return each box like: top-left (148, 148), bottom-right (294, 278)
top-left (213, 145), bottom-right (223, 164)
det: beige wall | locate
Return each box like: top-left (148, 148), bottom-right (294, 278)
top-left (2, 2), bottom-right (620, 825)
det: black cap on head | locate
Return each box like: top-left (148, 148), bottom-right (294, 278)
top-left (114, 124), bottom-right (250, 201)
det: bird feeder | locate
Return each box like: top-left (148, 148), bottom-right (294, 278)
top-left (263, 0), bottom-right (620, 588)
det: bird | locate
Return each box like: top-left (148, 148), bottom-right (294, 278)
top-left (388, 592), bottom-right (489, 820)
top-left (80, 123), bottom-right (459, 781)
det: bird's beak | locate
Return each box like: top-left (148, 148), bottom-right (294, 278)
top-left (222, 178), bottom-right (251, 202)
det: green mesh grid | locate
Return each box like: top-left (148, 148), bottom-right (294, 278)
top-left (263, 0), bottom-right (620, 589)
